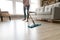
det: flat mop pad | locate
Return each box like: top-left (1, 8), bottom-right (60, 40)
top-left (28, 24), bottom-right (41, 28)
top-left (28, 11), bottom-right (41, 28)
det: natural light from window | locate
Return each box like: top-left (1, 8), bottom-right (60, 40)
top-left (0, 0), bottom-right (39, 15)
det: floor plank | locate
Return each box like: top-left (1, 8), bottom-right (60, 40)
top-left (0, 19), bottom-right (60, 40)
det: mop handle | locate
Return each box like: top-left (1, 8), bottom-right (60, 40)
top-left (29, 13), bottom-right (35, 24)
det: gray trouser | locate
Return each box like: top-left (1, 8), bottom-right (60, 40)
top-left (23, 5), bottom-right (30, 19)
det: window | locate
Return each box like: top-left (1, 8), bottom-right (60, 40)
top-left (16, 0), bottom-right (39, 15)
top-left (0, 0), bottom-right (39, 15)
top-left (0, 1), bottom-right (13, 14)
top-left (16, 2), bottom-right (23, 15)
top-left (30, 0), bottom-right (39, 11)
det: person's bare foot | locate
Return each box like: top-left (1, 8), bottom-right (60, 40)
top-left (26, 20), bottom-right (28, 22)
top-left (26, 19), bottom-right (29, 22)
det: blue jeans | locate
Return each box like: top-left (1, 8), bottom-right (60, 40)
top-left (23, 5), bottom-right (30, 19)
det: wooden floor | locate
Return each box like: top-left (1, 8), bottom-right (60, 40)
top-left (0, 19), bottom-right (60, 40)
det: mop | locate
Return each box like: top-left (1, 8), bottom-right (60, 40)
top-left (28, 13), bottom-right (41, 28)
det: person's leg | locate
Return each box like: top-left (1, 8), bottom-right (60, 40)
top-left (27, 5), bottom-right (30, 22)
top-left (23, 6), bottom-right (26, 20)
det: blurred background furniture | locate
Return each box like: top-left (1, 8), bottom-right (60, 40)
top-left (36, 2), bottom-right (60, 22)
top-left (0, 9), bottom-right (11, 21)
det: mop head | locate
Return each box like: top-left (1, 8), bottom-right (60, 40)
top-left (28, 24), bottom-right (41, 28)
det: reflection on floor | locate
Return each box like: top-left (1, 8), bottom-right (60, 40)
top-left (0, 19), bottom-right (60, 40)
